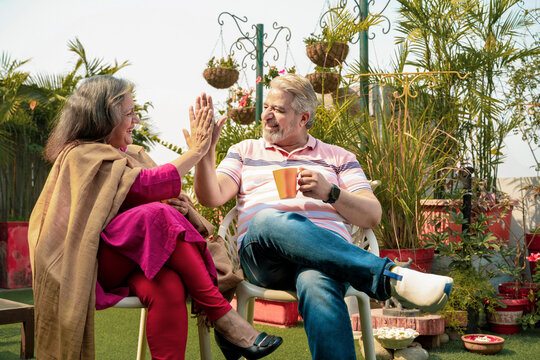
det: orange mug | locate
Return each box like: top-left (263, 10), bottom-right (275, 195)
top-left (273, 167), bottom-right (300, 199)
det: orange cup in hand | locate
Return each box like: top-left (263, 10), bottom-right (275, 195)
top-left (273, 167), bottom-right (300, 199)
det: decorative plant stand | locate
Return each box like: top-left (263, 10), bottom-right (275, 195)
top-left (369, 308), bottom-right (445, 349)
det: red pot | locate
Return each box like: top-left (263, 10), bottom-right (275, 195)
top-left (379, 248), bottom-right (435, 273)
top-left (0, 222), bottom-right (32, 289)
top-left (498, 282), bottom-right (538, 313)
top-left (420, 200), bottom-right (513, 244)
top-left (488, 295), bottom-right (529, 334)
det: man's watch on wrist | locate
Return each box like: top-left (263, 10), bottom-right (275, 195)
top-left (323, 184), bottom-right (341, 204)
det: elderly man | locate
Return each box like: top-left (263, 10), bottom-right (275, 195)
top-left (194, 74), bottom-right (452, 360)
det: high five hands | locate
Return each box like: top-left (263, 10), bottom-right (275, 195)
top-left (183, 93), bottom-right (226, 156)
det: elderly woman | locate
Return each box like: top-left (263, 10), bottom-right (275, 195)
top-left (28, 75), bottom-right (282, 360)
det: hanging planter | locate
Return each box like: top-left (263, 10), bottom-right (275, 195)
top-left (306, 72), bottom-right (339, 93)
top-left (228, 107), bottom-right (256, 125)
top-left (202, 56), bottom-right (239, 89)
top-left (203, 67), bottom-right (239, 89)
top-left (306, 42), bottom-right (349, 68)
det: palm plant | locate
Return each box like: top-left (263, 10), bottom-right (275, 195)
top-left (395, 0), bottom-right (539, 193)
top-left (0, 38), bottom-right (154, 221)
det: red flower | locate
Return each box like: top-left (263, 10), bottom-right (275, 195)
top-left (527, 252), bottom-right (540, 262)
top-left (279, 69), bottom-right (285, 74)
top-left (256, 76), bottom-right (262, 84)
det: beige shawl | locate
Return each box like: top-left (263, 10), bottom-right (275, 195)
top-left (28, 142), bottom-right (152, 359)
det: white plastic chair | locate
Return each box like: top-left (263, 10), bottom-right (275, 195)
top-left (113, 296), bottom-right (212, 360)
top-left (217, 181), bottom-right (381, 360)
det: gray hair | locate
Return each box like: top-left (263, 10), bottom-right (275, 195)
top-left (45, 75), bottom-right (134, 162)
top-left (270, 74), bottom-right (318, 129)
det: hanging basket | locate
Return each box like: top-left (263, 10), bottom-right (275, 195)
top-left (228, 107), bottom-right (256, 125)
top-left (202, 67), bottom-right (239, 89)
top-left (306, 42), bottom-right (349, 68)
top-left (306, 72), bottom-right (339, 93)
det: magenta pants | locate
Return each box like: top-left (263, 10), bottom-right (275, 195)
top-left (97, 237), bottom-right (231, 360)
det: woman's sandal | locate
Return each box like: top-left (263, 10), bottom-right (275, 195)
top-left (214, 330), bottom-right (283, 360)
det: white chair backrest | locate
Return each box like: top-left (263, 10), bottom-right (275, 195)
top-left (217, 180), bottom-right (381, 270)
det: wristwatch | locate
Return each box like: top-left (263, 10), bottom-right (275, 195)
top-left (323, 184), bottom-right (341, 204)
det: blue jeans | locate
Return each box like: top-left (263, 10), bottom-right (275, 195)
top-left (239, 209), bottom-right (394, 360)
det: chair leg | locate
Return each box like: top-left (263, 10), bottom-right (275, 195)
top-left (356, 293), bottom-right (376, 360)
top-left (136, 308), bottom-right (148, 360)
top-left (197, 323), bottom-right (212, 360)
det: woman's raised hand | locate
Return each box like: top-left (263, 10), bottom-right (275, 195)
top-left (183, 93), bottom-right (215, 156)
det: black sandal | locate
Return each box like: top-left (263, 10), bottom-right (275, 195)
top-left (214, 330), bottom-right (283, 360)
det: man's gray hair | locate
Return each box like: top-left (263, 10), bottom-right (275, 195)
top-left (270, 74), bottom-right (318, 129)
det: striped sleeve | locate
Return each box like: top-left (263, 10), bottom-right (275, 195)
top-left (217, 143), bottom-right (243, 186)
top-left (338, 150), bottom-right (372, 193)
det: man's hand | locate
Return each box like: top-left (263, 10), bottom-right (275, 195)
top-left (298, 168), bottom-right (334, 202)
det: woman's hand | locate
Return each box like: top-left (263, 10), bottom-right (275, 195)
top-left (166, 194), bottom-right (193, 216)
top-left (183, 93), bottom-right (215, 156)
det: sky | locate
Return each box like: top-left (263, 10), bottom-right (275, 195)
top-left (1, 0), bottom-right (538, 178)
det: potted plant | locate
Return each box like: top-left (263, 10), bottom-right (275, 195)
top-left (226, 87), bottom-right (256, 125)
top-left (259, 66), bottom-right (296, 88)
top-left (425, 210), bottom-right (501, 332)
top-left (306, 66), bottom-right (340, 94)
top-left (517, 254), bottom-right (540, 330)
top-left (343, 102), bottom-right (457, 272)
top-left (202, 55), bottom-right (239, 89)
top-left (304, 6), bottom-right (381, 68)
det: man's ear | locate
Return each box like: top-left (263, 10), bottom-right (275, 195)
top-left (300, 112), bottom-right (310, 127)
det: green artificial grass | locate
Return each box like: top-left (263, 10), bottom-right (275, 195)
top-left (1, 288), bottom-right (539, 359)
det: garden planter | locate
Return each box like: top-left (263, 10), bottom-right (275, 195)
top-left (306, 42), bottom-right (349, 68)
top-left (0, 222), bottom-right (32, 288)
top-left (487, 296), bottom-right (528, 334)
top-left (202, 67), bottom-right (239, 89)
top-left (420, 199), bottom-right (513, 243)
top-left (228, 107), bottom-right (256, 125)
top-left (526, 233), bottom-right (540, 277)
top-left (498, 282), bottom-right (538, 313)
top-left (306, 72), bottom-right (339, 93)
top-left (379, 248), bottom-right (434, 273)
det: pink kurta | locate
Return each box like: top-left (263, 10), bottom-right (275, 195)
top-left (95, 163), bottom-right (216, 309)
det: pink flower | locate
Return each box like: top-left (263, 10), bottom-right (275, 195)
top-left (279, 69), bottom-right (285, 74)
top-left (256, 76), bottom-right (262, 84)
top-left (238, 99), bottom-right (247, 108)
top-left (527, 252), bottom-right (540, 262)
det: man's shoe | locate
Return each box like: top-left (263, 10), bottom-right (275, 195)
top-left (387, 266), bottom-right (453, 313)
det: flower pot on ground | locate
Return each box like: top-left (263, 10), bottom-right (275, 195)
top-left (202, 56), bottom-right (239, 89)
top-left (228, 107), bottom-right (256, 125)
top-left (306, 71), bottom-right (339, 93)
top-left (306, 42), bottom-right (349, 68)
top-left (487, 295), bottom-right (529, 334)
